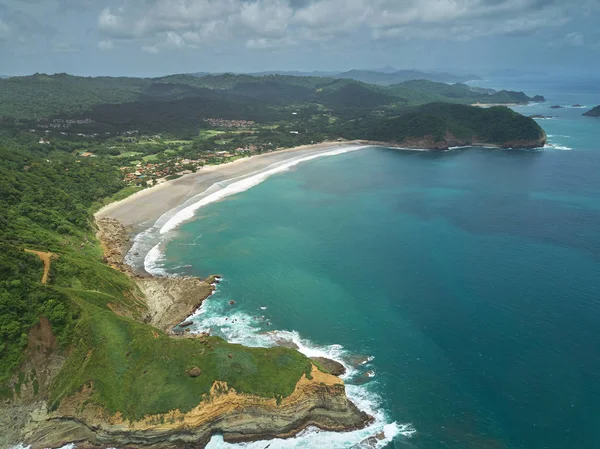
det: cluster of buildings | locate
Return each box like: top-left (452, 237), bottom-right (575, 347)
top-left (34, 117), bottom-right (94, 130)
top-left (203, 118), bottom-right (256, 128)
top-left (121, 158), bottom-right (206, 186)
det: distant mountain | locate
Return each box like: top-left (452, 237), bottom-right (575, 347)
top-left (487, 69), bottom-right (548, 78)
top-left (333, 69), bottom-right (481, 85)
top-left (0, 73), bottom-right (543, 120)
top-left (372, 65), bottom-right (399, 74)
top-left (190, 69), bottom-right (480, 85)
top-left (583, 106), bottom-right (600, 117)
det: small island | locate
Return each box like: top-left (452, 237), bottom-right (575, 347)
top-left (583, 106), bottom-right (600, 117)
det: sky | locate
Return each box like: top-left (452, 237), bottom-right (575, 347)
top-left (0, 0), bottom-right (599, 77)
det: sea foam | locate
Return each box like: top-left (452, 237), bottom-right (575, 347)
top-left (544, 143), bottom-right (573, 151)
top-left (186, 285), bottom-right (415, 448)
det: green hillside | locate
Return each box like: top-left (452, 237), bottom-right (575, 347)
top-left (0, 73), bottom-right (544, 121)
top-left (0, 138), bottom-right (314, 418)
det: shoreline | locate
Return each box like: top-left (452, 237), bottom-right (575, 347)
top-left (95, 141), bottom-right (366, 230)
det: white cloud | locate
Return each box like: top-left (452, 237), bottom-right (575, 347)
top-left (98, 39), bottom-right (114, 50)
top-left (563, 31), bottom-right (585, 46)
top-left (0, 20), bottom-right (10, 42)
top-left (95, 0), bottom-right (596, 51)
top-left (52, 42), bottom-right (81, 52)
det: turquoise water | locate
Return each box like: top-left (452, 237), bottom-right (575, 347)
top-left (154, 84), bottom-right (600, 449)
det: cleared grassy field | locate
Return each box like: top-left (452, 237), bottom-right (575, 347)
top-left (49, 287), bottom-right (312, 420)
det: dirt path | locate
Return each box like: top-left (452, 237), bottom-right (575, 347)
top-left (25, 249), bottom-right (54, 284)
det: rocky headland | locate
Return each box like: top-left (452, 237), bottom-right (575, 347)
top-left (23, 366), bottom-right (371, 449)
top-left (8, 215), bottom-right (372, 449)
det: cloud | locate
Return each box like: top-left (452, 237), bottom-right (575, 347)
top-left (0, 19), bottom-right (10, 42)
top-left (98, 39), bottom-right (114, 50)
top-left (563, 31), bottom-right (585, 46)
top-left (52, 42), bottom-right (81, 52)
top-left (95, 0), bottom-right (597, 52)
top-left (0, 4), bottom-right (56, 46)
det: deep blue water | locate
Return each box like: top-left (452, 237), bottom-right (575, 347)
top-left (156, 80), bottom-right (600, 449)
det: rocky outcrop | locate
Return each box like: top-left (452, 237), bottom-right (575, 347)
top-left (311, 357), bottom-right (347, 376)
top-left (24, 366), bottom-right (372, 449)
top-left (583, 106), bottom-right (600, 117)
top-left (96, 217), bottom-right (215, 333)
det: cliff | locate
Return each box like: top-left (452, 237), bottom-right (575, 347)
top-left (24, 366), bottom-right (371, 449)
top-left (583, 106), bottom-right (600, 117)
top-left (9, 218), bottom-right (371, 449)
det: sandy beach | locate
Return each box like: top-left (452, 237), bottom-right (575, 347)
top-left (95, 141), bottom-right (365, 230)
top-left (471, 102), bottom-right (524, 107)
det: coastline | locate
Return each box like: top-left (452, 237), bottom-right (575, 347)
top-left (73, 142), bottom-right (378, 448)
top-left (95, 141), bottom-right (365, 230)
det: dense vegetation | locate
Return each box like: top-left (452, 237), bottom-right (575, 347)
top-left (0, 138), bottom-right (126, 391)
top-left (0, 73), bottom-right (543, 120)
top-left (336, 103), bottom-right (546, 145)
top-left (0, 134), bottom-right (313, 416)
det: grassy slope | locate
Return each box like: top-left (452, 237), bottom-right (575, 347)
top-left (50, 290), bottom-right (312, 420)
top-left (0, 138), bottom-right (314, 417)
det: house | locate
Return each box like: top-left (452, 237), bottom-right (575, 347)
top-left (39, 138), bottom-right (50, 144)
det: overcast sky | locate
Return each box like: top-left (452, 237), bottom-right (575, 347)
top-left (0, 0), bottom-right (599, 77)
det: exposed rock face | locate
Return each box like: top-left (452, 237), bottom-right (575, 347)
top-left (311, 357), bottom-right (347, 376)
top-left (136, 276), bottom-right (214, 333)
top-left (583, 106), bottom-right (600, 117)
top-left (96, 217), bottom-right (215, 333)
top-left (1, 318), bottom-right (66, 449)
top-left (24, 367), bottom-right (372, 449)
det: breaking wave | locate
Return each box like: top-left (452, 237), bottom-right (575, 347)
top-left (159, 146), bottom-right (369, 235)
top-left (544, 143), bottom-right (573, 151)
top-left (184, 284), bottom-right (416, 448)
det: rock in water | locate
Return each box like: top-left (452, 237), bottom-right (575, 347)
top-left (310, 357), bottom-right (346, 376)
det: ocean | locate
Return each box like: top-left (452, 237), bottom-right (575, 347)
top-left (131, 78), bottom-right (600, 448)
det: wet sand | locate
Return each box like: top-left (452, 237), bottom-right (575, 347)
top-left (95, 141), bottom-right (364, 230)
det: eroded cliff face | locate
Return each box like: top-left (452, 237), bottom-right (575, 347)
top-left (96, 217), bottom-right (216, 333)
top-left (24, 366), bottom-right (372, 449)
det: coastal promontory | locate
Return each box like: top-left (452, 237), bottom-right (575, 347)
top-left (583, 106), bottom-right (600, 117)
top-left (346, 103), bottom-right (547, 150)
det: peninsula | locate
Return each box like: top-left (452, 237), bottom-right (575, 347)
top-left (0, 72), bottom-right (546, 448)
top-left (583, 106), bottom-right (600, 117)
